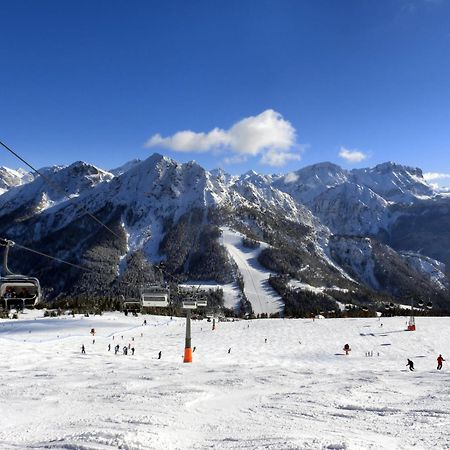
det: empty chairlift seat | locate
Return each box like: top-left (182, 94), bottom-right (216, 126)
top-left (140, 285), bottom-right (170, 308)
top-left (182, 300), bottom-right (197, 309)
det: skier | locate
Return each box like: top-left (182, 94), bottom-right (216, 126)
top-left (81, 344), bottom-right (85, 354)
top-left (264, 338), bottom-right (267, 343)
top-left (123, 346), bottom-right (128, 355)
top-left (131, 347), bottom-right (135, 355)
top-left (437, 354), bottom-right (445, 370)
top-left (406, 359), bottom-right (415, 371)
top-left (228, 348), bottom-right (231, 354)
top-left (115, 344), bottom-right (119, 355)
top-left (193, 346), bottom-right (196, 353)
top-left (108, 343), bottom-right (111, 351)
top-left (143, 320), bottom-right (147, 326)
top-left (343, 343), bottom-right (351, 355)
top-left (158, 351), bottom-right (162, 360)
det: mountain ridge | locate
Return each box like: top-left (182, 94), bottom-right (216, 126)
top-left (0, 154), bottom-right (448, 312)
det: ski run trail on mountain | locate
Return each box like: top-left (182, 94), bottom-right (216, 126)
top-left (1, 311), bottom-right (450, 449)
top-left (220, 227), bottom-right (283, 316)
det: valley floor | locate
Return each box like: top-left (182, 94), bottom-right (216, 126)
top-left (1, 312), bottom-right (450, 449)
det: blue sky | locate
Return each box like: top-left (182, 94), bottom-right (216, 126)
top-left (1, 0), bottom-right (449, 184)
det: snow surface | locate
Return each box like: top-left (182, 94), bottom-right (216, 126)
top-left (220, 227), bottom-right (283, 315)
top-left (1, 312), bottom-right (450, 449)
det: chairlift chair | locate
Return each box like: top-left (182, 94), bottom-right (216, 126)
top-left (140, 284), bottom-right (170, 308)
top-left (0, 239), bottom-right (41, 309)
top-left (182, 300), bottom-right (198, 310)
top-left (123, 300), bottom-right (141, 311)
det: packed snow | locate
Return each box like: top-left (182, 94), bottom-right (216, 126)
top-left (1, 311), bottom-right (450, 449)
top-left (220, 227), bottom-right (283, 315)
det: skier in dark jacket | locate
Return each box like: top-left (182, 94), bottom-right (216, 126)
top-left (406, 359), bottom-right (414, 371)
top-left (81, 344), bottom-right (85, 354)
top-left (437, 354), bottom-right (445, 370)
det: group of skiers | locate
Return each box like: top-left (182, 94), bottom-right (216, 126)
top-left (81, 329), bottom-right (165, 359)
top-left (81, 342), bottom-right (164, 358)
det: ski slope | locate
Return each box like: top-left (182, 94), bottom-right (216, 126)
top-left (1, 311), bottom-right (450, 449)
top-left (221, 227), bottom-right (283, 315)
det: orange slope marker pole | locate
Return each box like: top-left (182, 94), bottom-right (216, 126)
top-left (184, 308), bottom-right (193, 363)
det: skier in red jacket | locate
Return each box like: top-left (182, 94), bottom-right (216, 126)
top-left (437, 354), bottom-right (445, 370)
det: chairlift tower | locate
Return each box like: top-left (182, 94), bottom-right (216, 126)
top-left (407, 303), bottom-right (416, 331)
top-left (407, 298), bottom-right (432, 331)
top-left (180, 287), bottom-right (208, 363)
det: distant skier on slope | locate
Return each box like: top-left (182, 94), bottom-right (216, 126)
top-left (81, 345), bottom-right (85, 354)
top-left (406, 359), bottom-right (415, 371)
top-left (158, 351), bottom-right (162, 359)
top-left (437, 354), bottom-right (445, 370)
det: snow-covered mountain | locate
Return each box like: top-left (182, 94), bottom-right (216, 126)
top-left (0, 154), bottom-right (448, 309)
top-left (0, 166), bottom-right (34, 195)
top-left (0, 161), bottom-right (113, 220)
top-left (272, 161), bottom-right (436, 236)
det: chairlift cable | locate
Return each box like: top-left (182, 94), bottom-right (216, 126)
top-left (0, 139), bottom-right (123, 241)
top-left (1, 238), bottom-right (95, 273)
top-left (0, 139), bottom-right (195, 292)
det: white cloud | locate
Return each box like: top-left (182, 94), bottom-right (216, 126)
top-left (423, 172), bottom-right (450, 181)
top-left (284, 172), bottom-right (299, 183)
top-left (147, 128), bottom-right (229, 153)
top-left (222, 154), bottom-right (248, 165)
top-left (338, 147), bottom-right (368, 163)
top-left (145, 109), bottom-right (299, 166)
top-left (260, 149), bottom-right (301, 167)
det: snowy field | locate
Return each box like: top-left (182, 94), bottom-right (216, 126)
top-left (1, 312), bottom-right (450, 449)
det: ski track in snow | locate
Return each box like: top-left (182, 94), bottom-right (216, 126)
top-left (221, 227), bottom-right (283, 316)
top-left (1, 312), bottom-right (450, 449)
